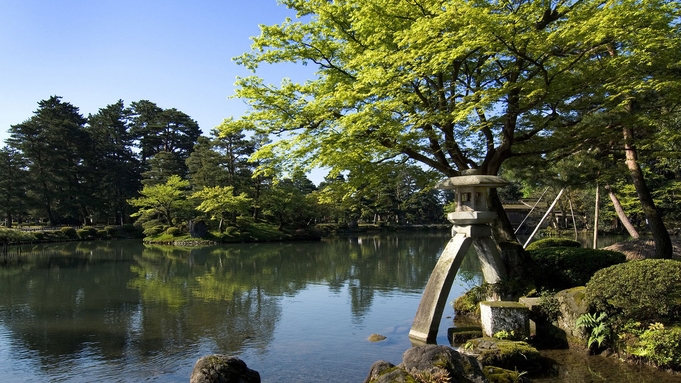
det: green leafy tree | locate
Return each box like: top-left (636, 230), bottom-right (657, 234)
top-left (128, 175), bottom-right (192, 230)
top-left (261, 178), bottom-right (316, 230)
top-left (191, 186), bottom-right (252, 232)
top-left (230, 0), bottom-right (681, 242)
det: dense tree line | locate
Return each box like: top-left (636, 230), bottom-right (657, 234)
top-left (0, 96), bottom-right (445, 232)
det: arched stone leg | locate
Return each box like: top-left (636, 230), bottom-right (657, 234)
top-left (409, 233), bottom-right (473, 343)
top-left (472, 237), bottom-right (507, 283)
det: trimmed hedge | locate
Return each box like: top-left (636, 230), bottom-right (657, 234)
top-left (585, 259), bottom-right (681, 327)
top-left (60, 227), bottom-right (78, 239)
top-left (529, 247), bottom-right (626, 290)
top-left (525, 238), bottom-right (581, 251)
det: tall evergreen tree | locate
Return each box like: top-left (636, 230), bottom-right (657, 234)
top-left (7, 96), bottom-right (88, 225)
top-left (0, 148), bottom-right (29, 227)
top-left (131, 100), bottom-right (201, 180)
top-left (186, 136), bottom-right (231, 189)
top-left (86, 100), bottom-right (141, 224)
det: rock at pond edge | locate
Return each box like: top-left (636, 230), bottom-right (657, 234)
top-left (190, 354), bottom-right (260, 383)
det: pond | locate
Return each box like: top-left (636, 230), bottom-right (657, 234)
top-left (0, 233), bottom-right (676, 382)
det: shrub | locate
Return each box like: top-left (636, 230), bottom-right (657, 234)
top-left (165, 227), bottom-right (181, 236)
top-left (537, 291), bottom-right (562, 322)
top-left (96, 230), bottom-right (108, 239)
top-left (529, 247), bottom-right (626, 290)
top-left (82, 226), bottom-right (98, 236)
top-left (585, 259), bottom-right (681, 328)
top-left (223, 226), bottom-right (240, 237)
top-left (76, 229), bottom-right (90, 239)
top-left (631, 324), bottom-right (681, 370)
top-left (44, 231), bottom-right (67, 241)
top-left (143, 225), bottom-right (166, 237)
top-left (453, 286), bottom-right (486, 317)
top-left (60, 227), bottom-right (78, 239)
top-left (104, 226), bottom-right (118, 237)
top-left (525, 238), bottom-right (581, 251)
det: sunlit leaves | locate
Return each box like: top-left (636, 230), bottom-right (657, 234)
top-left (128, 175), bottom-right (191, 225)
top-left (232, 0), bottom-right (680, 182)
top-left (190, 186), bottom-right (252, 225)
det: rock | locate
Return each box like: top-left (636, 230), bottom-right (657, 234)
top-left (483, 366), bottom-right (532, 383)
top-left (554, 287), bottom-right (588, 344)
top-left (448, 327), bottom-right (483, 345)
top-left (365, 344), bottom-right (489, 383)
top-left (368, 334), bottom-right (387, 342)
top-left (364, 360), bottom-right (396, 383)
top-left (190, 355), bottom-right (260, 383)
top-left (461, 338), bottom-right (541, 372)
top-left (479, 301), bottom-right (530, 339)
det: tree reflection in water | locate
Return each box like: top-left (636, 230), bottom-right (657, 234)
top-left (0, 232), bottom-right (487, 382)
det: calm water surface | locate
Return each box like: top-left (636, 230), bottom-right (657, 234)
top-left (0, 233), bottom-right (478, 382)
top-left (0, 233), bottom-right (676, 382)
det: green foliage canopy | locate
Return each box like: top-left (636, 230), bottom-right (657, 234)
top-left (231, 0), bottom-right (680, 181)
top-left (191, 186), bottom-right (252, 229)
top-left (128, 175), bottom-right (192, 227)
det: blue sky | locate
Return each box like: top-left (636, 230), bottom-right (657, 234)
top-left (0, 0), bottom-right (313, 150)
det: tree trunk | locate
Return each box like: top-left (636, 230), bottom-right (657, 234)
top-left (605, 184), bottom-right (640, 239)
top-left (623, 126), bottom-right (672, 258)
top-left (594, 184), bottom-right (600, 250)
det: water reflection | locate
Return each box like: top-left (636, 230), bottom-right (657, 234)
top-left (0, 232), bottom-right (473, 382)
top-left (0, 233), bottom-right (666, 383)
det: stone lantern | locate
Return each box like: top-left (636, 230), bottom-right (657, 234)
top-left (409, 170), bottom-right (509, 343)
top-left (439, 170), bottom-right (508, 234)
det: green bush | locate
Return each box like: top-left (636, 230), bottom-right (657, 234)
top-left (43, 231), bottom-right (67, 241)
top-left (76, 229), bottom-right (90, 239)
top-left (585, 259), bottom-right (681, 328)
top-left (529, 247), bottom-right (626, 290)
top-left (97, 230), bottom-right (108, 239)
top-left (143, 225), bottom-right (166, 237)
top-left (631, 325), bottom-right (681, 370)
top-left (104, 226), bottom-right (118, 237)
top-left (223, 226), bottom-right (239, 237)
top-left (525, 238), bottom-right (581, 251)
top-left (453, 286), bottom-right (486, 317)
top-left (60, 227), bottom-right (78, 239)
top-left (82, 226), bottom-right (98, 236)
top-left (165, 227), bottom-right (181, 236)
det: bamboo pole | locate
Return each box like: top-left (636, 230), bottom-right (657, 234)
top-left (523, 188), bottom-right (565, 249)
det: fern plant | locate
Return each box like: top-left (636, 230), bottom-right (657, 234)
top-left (576, 312), bottom-right (611, 350)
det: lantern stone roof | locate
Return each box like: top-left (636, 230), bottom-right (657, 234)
top-left (436, 174), bottom-right (508, 189)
